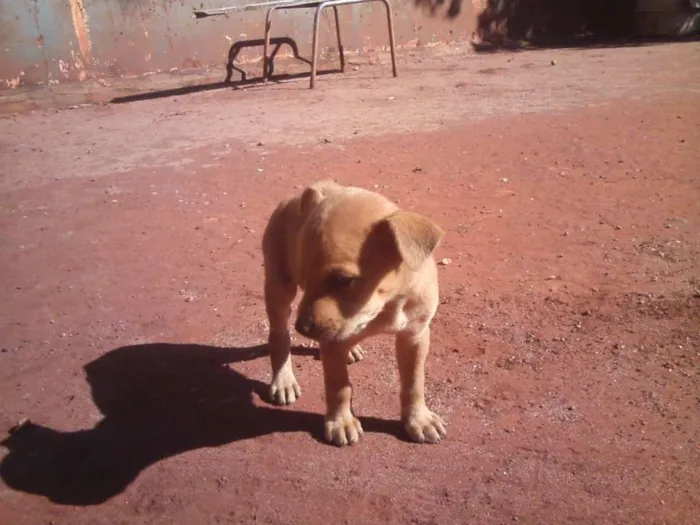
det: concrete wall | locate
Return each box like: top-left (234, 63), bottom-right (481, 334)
top-left (0, 0), bottom-right (478, 90)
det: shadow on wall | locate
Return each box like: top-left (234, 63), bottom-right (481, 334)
top-left (111, 37), bottom-right (337, 104)
top-left (416, 0), bottom-right (700, 50)
top-left (110, 37), bottom-right (336, 104)
top-left (475, 0), bottom-right (639, 48)
top-left (0, 343), bottom-right (402, 506)
top-left (413, 0), bottom-right (464, 19)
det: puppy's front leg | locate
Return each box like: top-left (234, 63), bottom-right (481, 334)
top-left (396, 327), bottom-right (446, 443)
top-left (321, 344), bottom-right (363, 446)
top-left (265, 278), bottom-right (300, 405)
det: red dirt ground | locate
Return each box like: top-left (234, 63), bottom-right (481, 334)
top-left (1, 42), bottom-right (699, 524)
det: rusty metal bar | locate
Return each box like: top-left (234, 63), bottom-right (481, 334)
top-left (263, 7), bottom-right (275, 81)
top-left (384, 0), bottom-right (397, 78)
top-left (333, 6), bottom-right (345, 74)
top-left (196, 0), bottom-right (398, 89)
top-left (194, 1), bottom-right (301, 17)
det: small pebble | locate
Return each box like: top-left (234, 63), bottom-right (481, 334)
top-left (438, 258), bottom-right (452, 266)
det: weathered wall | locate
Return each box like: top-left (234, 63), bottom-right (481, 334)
top-left (0, 0), bottom-right (478, 89)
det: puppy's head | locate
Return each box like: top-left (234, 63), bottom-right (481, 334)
top-left (294, 183), bottom-right (444, 343)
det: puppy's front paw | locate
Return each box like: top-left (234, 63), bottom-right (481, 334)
top-left (269, 370), bottom-right (301, 405)
top-left (347, 345), bottom-right (364, 364)
top-left (324, 412), bottom-right (364, 447)
top-left (404, 408), bottom-right (446, 444)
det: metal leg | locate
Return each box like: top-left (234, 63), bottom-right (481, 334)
top-left (263, 7), bottom-right (278, 82)
top-left (311, 0), bottom-right (397, 88)
top-left (310, 3), bottom-right (327, 89)
top-left (333, 6), bottom-right (345, 73)
top-left (381, 0), bottom-right (398, 77)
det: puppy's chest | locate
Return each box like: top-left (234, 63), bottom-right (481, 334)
top-left (374, 298), bottom-right (412, 333)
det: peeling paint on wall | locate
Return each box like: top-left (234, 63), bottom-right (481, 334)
top-left (68, 0), bottom-right (92, 67)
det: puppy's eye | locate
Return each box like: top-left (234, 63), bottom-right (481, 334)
top-left (328, 271), bottom-right (356, 289)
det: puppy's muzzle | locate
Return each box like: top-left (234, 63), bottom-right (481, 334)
top-left (294, 314), bottom-right (318, 339)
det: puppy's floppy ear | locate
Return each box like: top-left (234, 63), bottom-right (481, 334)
top-left (299, 180), bottom-right (341, 216)
top-left (384, 210), bottom-right (445, 270)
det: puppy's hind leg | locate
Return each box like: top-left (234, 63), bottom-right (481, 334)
top-left (265, 274), bottom-right (300, 405)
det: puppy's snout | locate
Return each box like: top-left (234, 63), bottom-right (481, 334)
top-left (294, 315), bottom-right (316, 338)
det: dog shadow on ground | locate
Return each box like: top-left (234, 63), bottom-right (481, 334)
top-left (0, 343), bottom-right (402, 506)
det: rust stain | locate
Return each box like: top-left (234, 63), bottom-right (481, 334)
top-left (68, 0), bottom-right (92, 66)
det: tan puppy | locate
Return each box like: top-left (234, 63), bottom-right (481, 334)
top-left (262, 180), bottom-right (446, 446)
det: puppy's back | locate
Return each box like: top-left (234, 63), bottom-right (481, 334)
top-left (262, 181), bottom-right (344, 286)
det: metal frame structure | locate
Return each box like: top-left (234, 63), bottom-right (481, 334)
top-left (194, 0), bottom-right (397, 89)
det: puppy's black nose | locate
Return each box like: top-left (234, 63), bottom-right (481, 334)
top-left (294, 316), bottom-right (315, 337)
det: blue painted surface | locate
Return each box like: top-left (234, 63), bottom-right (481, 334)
top-left (36, 0), bottom-right (77, 75)
top-left (0, 0), bottom-right (43, 79)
